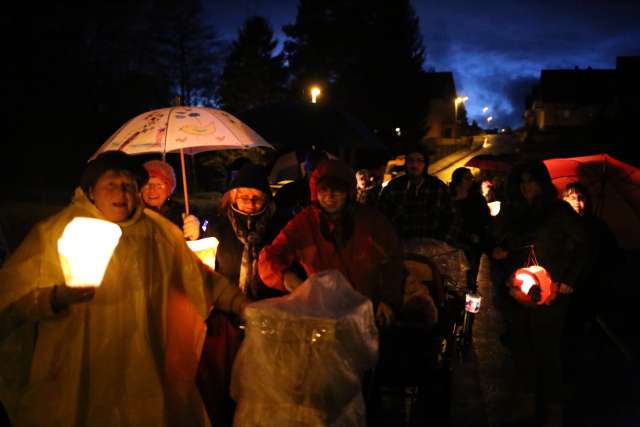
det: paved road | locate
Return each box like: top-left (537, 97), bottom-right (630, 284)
top-left (448, 255), bottom-right (640, 427)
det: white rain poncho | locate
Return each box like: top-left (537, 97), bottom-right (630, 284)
top-left (0, 188), bottom-right (246, 427)
top-left (231, 270), bottom-right (378, 427)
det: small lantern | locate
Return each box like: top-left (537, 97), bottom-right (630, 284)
top-left (487, 201), bottom-right (501, 217)
top-left (465, 292), bottom-right (482, 313)
top-left (57, 217), bottom-right (122, 287)
top-left (512, 265), bottom-right (555, 306)
top-left (186, 237), bottom-right (219, 270)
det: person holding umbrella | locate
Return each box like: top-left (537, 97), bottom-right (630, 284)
top-left (0, 151), bottom-right (247, 427)
top-left (141, 159), bottom-right (201, 240)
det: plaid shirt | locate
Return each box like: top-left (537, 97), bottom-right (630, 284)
top-left (378, 173), bottom-right (462, 243)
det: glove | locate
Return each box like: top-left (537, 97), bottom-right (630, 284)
top-left (51, 284), bottom-right (95, 312)
top-left (283, 271), bottom-right (304, 292)
top-left (182, 213), bottom-right (200, 240)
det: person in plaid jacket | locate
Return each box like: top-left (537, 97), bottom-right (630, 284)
top-left (378, 143), bottom-right (461, 244)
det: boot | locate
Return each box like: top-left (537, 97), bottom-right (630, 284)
top-left (542, 403), bottom-right (564, 427)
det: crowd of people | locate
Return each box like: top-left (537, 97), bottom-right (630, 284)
top-left (0, 142), bottom-right (618, 427)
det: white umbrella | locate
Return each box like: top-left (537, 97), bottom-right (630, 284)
top-left (91, 106), bottom-right (274, 213)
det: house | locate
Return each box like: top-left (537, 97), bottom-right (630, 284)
top-left (525, 56), bottom-right (640, 130)
top-left (419, 71), bottom-right (467, 140)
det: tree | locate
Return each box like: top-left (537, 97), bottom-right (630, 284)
top-left (283, 0), bottom-right (428, 144)
top-left (152, 0), bottom-right (224, 106)
top-left (218, 16), bottom-right (288, 114)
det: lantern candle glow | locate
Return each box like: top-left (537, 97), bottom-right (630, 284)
top-left (512, 265), bottom-right (555, 306)
top-left (57, 217), bottom-right (122, 287)
top-left (186, 237), bottom-right (219, 270)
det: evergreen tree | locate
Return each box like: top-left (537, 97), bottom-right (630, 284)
top-left (284, 0), bottom-right (428, 144)
top-left (218, 16), bottom-right (288, 114)
top-left (152, 0), bottom-right (224, 106)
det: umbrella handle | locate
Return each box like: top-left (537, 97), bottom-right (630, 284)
top-left (180, 148), bottom-right (190, 216)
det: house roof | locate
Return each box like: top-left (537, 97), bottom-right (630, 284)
top-left (539, 69), bottom-right (617, 105)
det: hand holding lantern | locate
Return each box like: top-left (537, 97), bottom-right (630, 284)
top-left (50, 284), bottom-right (96, 312)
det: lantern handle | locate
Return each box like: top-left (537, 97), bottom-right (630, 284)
top-left (525, 244), bottom-right (539, 267)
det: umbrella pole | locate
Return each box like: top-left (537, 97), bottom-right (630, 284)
top-left (180, 148), bottom-right (190, 216)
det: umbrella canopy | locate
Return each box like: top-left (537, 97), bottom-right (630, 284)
top-left (238, 101), bottom-right (386, 153)
top-left (544, 153), bottom-right (640, 249)
top-left (465, 153), bottom-right (518, 171)
top-left (91, 106), bottom-right (273, 159)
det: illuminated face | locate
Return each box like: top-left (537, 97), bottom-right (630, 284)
top-left (563, 191), bottom-right (586, 216)
top-left (520, 172), bottom-right (541, 203)
top-left (91, 170), bottom-right (138, 222)
top-left (406, 153), bottom-right (426, 177)
top-left (234, 187), bottom-right (268, 214)
top-left (356, 170), bottom-right (368, 190)
top-left (317, 182), bottom-right (348, 214)
top-left (141, 176), bottom-right (171, 209)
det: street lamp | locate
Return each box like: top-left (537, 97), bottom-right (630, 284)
top-left (487, 116), bottom-right (493, 124)
top-left (482, 106), bottom-right (489, 114)
top-left (310, 86), bottom-right (321, 103)
top-left (454, 96), bottom-right (468, 121)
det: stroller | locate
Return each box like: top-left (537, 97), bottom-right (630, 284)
top-left (366, 238), bottom-right (471, 426)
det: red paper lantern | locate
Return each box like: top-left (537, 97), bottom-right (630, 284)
top-left (511, 265), bottom-right (556, 306)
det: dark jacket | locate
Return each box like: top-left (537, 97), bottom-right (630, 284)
top-left (205, 212), bottom-right (284, 301)
top-left (491, 198), bottom-right (588, 290)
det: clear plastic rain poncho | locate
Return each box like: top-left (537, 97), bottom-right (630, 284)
top-left (231, 270), bottom-right (378, 427)
top-left (0, 188), bottom-right (245, 427)
top-left (403, 238), bottom-right (470, 295)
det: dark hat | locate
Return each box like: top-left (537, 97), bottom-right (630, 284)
top-left (402, 142), bottom-right (432, 164)
top-left (309, 159), bottom-right (356, 202)
top-left (81, 151), bottom-right (148, 194)
top-left (228, 163), bottom-right (272, 198)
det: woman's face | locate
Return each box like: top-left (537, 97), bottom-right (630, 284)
top-left (234, 187), bottom-right (268, 214)
top-left (91, 170), bottom-right (138, 222)
top-left (563, 191), bottom-right (586, 216)
top-left (520, 172), bottom-right (541, 203)
top-left (141, 176), bottom-right (171, 209)
top-left (317, 183), bottom-right (348, 214)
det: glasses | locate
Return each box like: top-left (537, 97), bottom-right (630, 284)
top-left (236, 195), bottom-right (267, 205)
top-left (142, 183), bottom-right (167, 191)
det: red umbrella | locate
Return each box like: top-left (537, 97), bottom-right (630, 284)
top-left (465, 154), bottom-right (515, 171)
top-left (543, 154), bottom-right (640, 249)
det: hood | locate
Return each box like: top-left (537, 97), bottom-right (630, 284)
top-left (309, 159), bottom-right (356, 202)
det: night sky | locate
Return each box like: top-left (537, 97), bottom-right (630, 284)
top-left (208, 0), bottom-right (640, 129)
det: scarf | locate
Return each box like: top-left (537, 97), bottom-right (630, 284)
top-left (227, 203), bottom-right (273, 298)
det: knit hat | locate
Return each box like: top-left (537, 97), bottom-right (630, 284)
top-left (81, 151), bottom-right (148, 194)
top-left (309, 159), bottom-right (356, 202)
top-left (143, 160), bottom-right (176, 193)
top-left (228, 163), bottom-right (272, 198)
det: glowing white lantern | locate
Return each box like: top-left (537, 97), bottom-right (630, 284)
top-left (465, 292), bottom-right (482, 313)
top-left (487, 201), bottom-right (501, 217)
top-left (57, 217), bottom-right (122, 287)
top-left (186, 237), bottom-right (219, 270)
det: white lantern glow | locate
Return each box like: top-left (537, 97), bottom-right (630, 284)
top-left (487, 201), bottom-right (501, 217)
top-left (57, 217), bottom-right (122, 287)
top-left (186, 237), bottom-right (219, 270)
top-left (465, 292), bottom-right (482, 313)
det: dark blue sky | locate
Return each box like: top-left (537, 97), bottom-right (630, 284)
top-left (208, 0), bottom-right (640, 129)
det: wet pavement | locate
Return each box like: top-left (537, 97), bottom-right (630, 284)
top-left (448, 255), bottom-right (640, 427)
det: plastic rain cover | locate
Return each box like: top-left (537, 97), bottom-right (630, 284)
top-left (231, 270), bottom-right (378, 427)
top-left (403, 238), bottom-right (470, 295)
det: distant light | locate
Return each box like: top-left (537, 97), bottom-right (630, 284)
top-left (310, 86), bottom-right (321, 103)
top-left (482, 106), bottom-right (489, 114)
top-left (395, 127), bottom-right (402, 136)
top-left (487, 116), bottom-right (493, 123)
